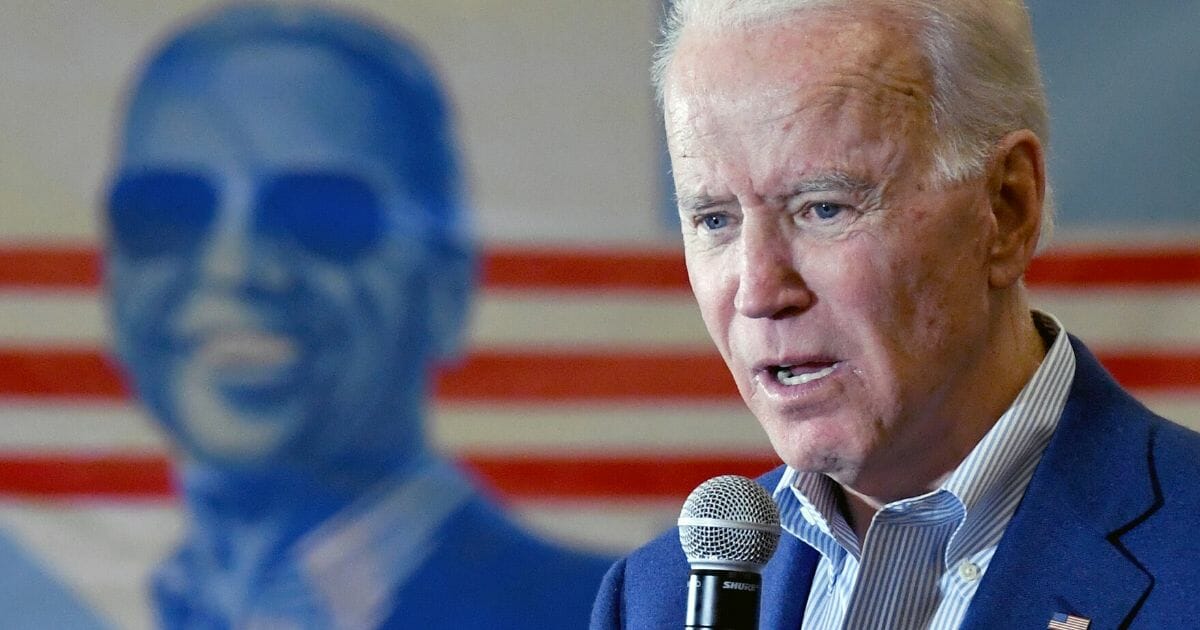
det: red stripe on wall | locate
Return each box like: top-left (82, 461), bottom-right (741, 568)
top-left (3, 245), bottom-right (1200, 290)
top-left (1026, 247), bottom-right (1200, 288)
top-left (0, 246), bottom-right (102, 288)
top-left (0, 454), bottom-right (780, 500)
top-left (482, 247), bottom-right (689, 292)
top-left (466, 454), bottom-right (779, 499)
top-left (0, 349), bottom-right (128, 398)
top-left (0, 454), bottom-right (172, 498)
top-left (2, 348), bottom-right (1198, 401)
top-left (1097, 352), bottom-right (1200, 390)
top-left (435, 351), bottom-right (736, 401)
top-left (0, 245), bottom-right (692, 292)
top-left (0, 349), bottom-right (738, 401)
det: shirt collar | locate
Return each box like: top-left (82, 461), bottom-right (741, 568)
top-left (296, 455), bottom-right (475, 628)
top-left (939, 310), bottom-right (1073, 515)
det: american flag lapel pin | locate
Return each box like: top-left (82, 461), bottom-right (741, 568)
top-left (1047, 612), bottom-right (1091, 629)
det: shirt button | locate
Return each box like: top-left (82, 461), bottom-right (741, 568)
top-left (958, 561), bottom-right (982, 582)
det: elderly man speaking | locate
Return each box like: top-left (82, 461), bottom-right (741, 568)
top-left (592, 1), bottom-right (1200, 628)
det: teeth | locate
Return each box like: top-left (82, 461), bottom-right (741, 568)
top-left (775, 364), bottom-right (836, 386)
top-left (200, 332), bottom-right (298, 371)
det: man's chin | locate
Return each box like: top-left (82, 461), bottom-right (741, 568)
top-left (172, 405), bottom-right (305, 467)
top-left (759, 414), bottom-right (855, 469)
top-left (779, 455), bottom-right (851, 478)
top-left (767, 432), bottom-right (861, 479)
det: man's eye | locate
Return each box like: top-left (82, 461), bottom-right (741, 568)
top-left (810, 202), bottom-right (843, 220)
top-left (701, 214), bottom-right (729, 230)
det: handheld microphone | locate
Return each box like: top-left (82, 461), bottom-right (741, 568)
top-left (678, 475), bottom-right (781, 630)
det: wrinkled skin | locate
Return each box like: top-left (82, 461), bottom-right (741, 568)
top-left (663, 9), bottom-right (1046, 518)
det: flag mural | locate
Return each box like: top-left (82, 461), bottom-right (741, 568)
top-left (0, 244), bottom-right (778, 523)
top-left (1, 243), bottom-right (1198, 626)
top-left (4, 245), bottom-right (1197, 501)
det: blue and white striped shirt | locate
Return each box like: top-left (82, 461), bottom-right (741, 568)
top-left (774, 311), bottom-right (1076, 629)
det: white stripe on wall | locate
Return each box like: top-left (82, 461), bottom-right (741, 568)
top-left (0, 402), bottom-right (771, 454)
top-left (2, 397), bottom-right (1196, 452)
top-left (4, 288), bottom-right (1200, 349)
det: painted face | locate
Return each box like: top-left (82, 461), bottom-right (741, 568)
top-left (665, 13), bottom-right (1004, 493)
top-left (107, 42), bottom-right (450, 468)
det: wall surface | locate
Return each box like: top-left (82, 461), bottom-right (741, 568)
top-left (0, 2), bottom-right (1197, 628)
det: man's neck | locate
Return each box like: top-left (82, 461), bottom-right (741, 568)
top-left (835, 304), bottom-right (1050, 541)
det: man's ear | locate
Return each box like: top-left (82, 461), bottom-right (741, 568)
top-left (423, 243), bottom-right (475, 362)
top-left (986, 129), bottom-right (1046, 288)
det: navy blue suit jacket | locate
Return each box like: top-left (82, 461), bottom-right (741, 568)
top-left (156, 473), bottom-right (613, 629)
top-left (380, 492), bottom-right (614, 629)
top-left (591, 337), bottom-right (1200, 628)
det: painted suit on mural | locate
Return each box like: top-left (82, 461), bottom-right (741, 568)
top-left (104, 4), bottom-right (611, 628)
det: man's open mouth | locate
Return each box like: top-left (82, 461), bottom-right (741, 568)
top-left (771, 363), bottom-right (837, 386)
top-left (196, 331), bottom-right (300, 385)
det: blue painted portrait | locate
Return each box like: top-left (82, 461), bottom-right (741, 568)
top-left (104, 4), bottom-right (611, 628)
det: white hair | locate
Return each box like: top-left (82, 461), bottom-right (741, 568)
top-left (653, 0), bottom-right (1055, 234)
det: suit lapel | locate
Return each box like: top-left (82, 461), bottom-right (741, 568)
top-left (961, 338), bottom-right (1160, 629)
top-left (760, 533), bottom-right (819, 630)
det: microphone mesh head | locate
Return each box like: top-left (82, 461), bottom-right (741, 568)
top-left (678, 475), bottom-right (781, 570)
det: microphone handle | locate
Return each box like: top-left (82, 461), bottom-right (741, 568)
top-left (684, 568), bottom-right (762, 630)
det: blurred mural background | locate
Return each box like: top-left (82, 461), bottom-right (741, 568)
top-left (0, 1), bottom-right (1196, 628)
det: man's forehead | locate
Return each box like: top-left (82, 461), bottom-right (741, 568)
top-left (662, 14), bottom-right (945, 212)
top-left (124, 42), bottom-right (404, 173)
top-left (663, 8), bottom-right (933, 178)
top-left (665, 8), bottom-right (929, 112)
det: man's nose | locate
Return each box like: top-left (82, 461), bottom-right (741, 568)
top-left (732, 218), bottom-right (813, 319)
top-left (197, 191), bottom-right (291, 293)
